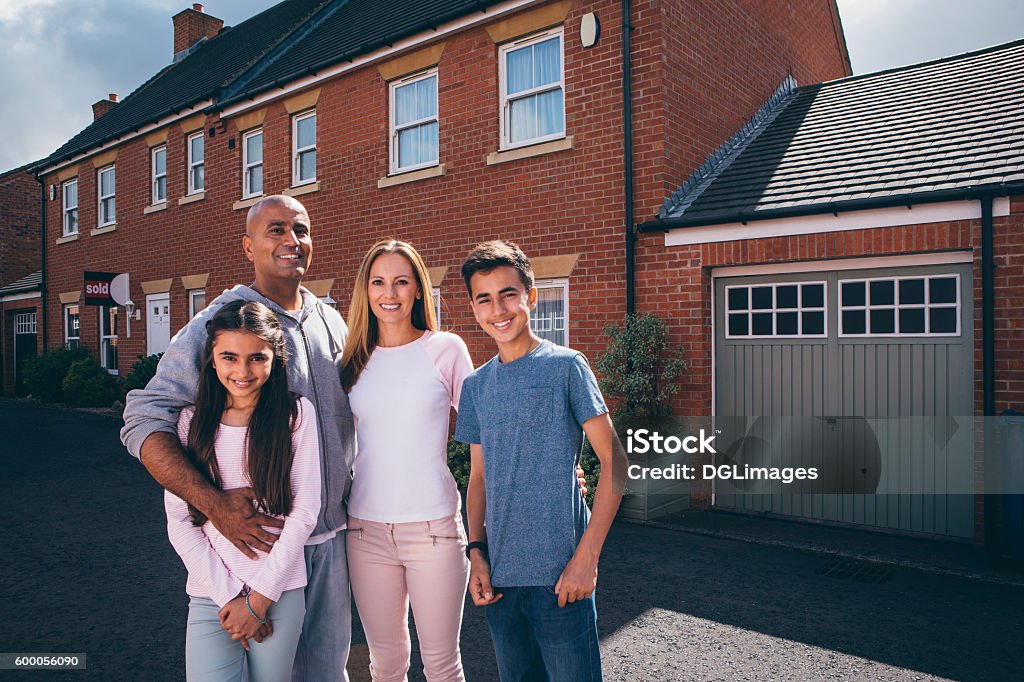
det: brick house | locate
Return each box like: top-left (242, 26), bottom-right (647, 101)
top-left (0, 163), bottom-right (42, 396)
top-left (637, 40), bottom-right (1024, 543)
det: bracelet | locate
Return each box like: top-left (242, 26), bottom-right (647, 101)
top-left (245, 593), bottom-right (267, 625)
top-left (466, 541), bottom-right (488, 560)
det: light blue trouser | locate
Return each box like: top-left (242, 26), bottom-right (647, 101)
top-left (185, 588), bottom-right (305, 682)
top-left (292, 532), bottom-right (352, 682)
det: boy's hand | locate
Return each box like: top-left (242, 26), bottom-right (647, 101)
top-left (576, 465), bottom-right (588, 496)
top-left (554, 550), bottom-right (598, 607)
top-left (468, 555), bottom-right (503, 606)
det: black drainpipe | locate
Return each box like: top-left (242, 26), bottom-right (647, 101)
top-left (622, 0), bottom-right (635, 314)
top-left (38, 172), bottom-right (47, 350)
top-left (982, 194), bottom-right (995, 416)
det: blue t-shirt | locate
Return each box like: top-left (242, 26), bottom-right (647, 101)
top-left (455, 340), bottom-right (607, 587)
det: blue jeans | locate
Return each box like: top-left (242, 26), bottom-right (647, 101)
top-left (292, 532), bottom-right (351, 682)
top-left (485, 586), bottom-right (602, 682)
top-left (185, 588), bottom-right (305, 682)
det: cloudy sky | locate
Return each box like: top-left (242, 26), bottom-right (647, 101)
top-left (1, 0), bottom-right (1022, 170)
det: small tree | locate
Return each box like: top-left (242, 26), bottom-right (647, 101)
top-left (122, 353), bottom-right (164, 398)
top-left (63, 356), bottom-right (120, 407)
top-left (22, 346), bottom-right (91, 402)
top-left (595, 313), bottom-right (686, 417)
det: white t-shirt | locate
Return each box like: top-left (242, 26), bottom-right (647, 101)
top-left (346, 330), bottom-right (474, 522)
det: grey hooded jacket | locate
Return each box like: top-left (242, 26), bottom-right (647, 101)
top-left (120, 285), bottom-right (355, 535)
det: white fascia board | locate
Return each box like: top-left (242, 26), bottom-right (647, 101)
top-left (712, 251), bottom-right (973, 279)
top-left (219, 0), bottom-right (546, 119)
top-left (666, 198), bottom-right (1011, 248)
top-left (0, 291), bottom-right (41, 302)
top-left (39, 100), bottom-right (215, 177)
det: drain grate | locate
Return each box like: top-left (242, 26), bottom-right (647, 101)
top-left (815, 557), bottom-right (895, 584)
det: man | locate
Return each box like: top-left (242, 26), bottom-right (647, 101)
top-left (121, 195), bottom-right (355, 681)
top-left (454, 240), bottom-right (627, 681)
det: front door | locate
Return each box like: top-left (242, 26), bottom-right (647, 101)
top-left (147, 293), bottom-right (171, 356)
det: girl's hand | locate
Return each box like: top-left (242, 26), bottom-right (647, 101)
top-left (218, 594), bottom-right (271, 649)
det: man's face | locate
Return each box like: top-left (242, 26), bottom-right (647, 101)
top-left (468, 266), bottom-right (536, 346)
top-left (243, 200), bottom-right (312, 287)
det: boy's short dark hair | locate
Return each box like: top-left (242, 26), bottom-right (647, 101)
top-left (461, 240), bottom-right (535, 295)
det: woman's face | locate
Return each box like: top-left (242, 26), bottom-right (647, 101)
top-left (367, 252), bottom-right (421, 328)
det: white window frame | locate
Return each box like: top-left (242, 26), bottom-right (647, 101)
top-left (97, 165), bottom-right (116, 227)
top-left (533, 279), bottom-right (569, 346)
top-left (432, 288), bottom-right (441, 325)
top-left (389, 69), bottom-right (439, 174)
top-left (63, 303), bottom-right (80, 348)
top-left (99, 305), bottom-right (119, 374)
top-left (151, 145), bottom-right (167, 205)
top-left (724, 281), bottom-right (828, 339)
top-left (14, 312), bottom-right (37, 335)
top-left (242, 128), bottom-right (264, 199)
top-left (838, 274), bottom-right (961, 338)
top-left (187, 132), bottom-right (205, 195)
top-left (498, 28), bottom-right (566, 151)
top-left (62, 178), bottom-right (78, 237)
top-left (189, 289), bottom-right (206, 318)
top-left (292, 110), bottom-right (317, 186)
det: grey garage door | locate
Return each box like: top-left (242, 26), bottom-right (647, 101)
top-left (714, 262), bottom-right (974, 539)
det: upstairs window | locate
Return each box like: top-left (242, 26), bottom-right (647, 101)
top-left (499, 29), bottom-right (565, 149)
top-left (187, 132), bottom-right (205, 195)
top-left (243, 129), bottom-right (263, 199)
top-left (390, 69), bottom-right (439, 174)
top-left (152, 145), bottom-right (167, 204)
top-left (62, 178), bottom-right (78, 236)
top-left (97, 165), bottom-right (116, 227)
top-left (292, 110), bottom-right (316, 186)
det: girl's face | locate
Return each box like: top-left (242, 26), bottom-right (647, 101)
top-left (211, 330), bottom-right (275, 403)
top-left (368, 252), bottom-right (421, 328)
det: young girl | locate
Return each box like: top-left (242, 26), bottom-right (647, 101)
top-left (341, 239), bottom-right (473, 682)
top-left (164, 300), bottom-right (321, 682)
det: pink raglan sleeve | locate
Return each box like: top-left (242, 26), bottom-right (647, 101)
top-left (164, 407), bottom-right (244, 607)
top-left (247, 397), bottom-right (321, 602)
top-left (429, 333), bottom-right (474, 410)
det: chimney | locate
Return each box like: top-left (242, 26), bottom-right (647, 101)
top-left (172, 3), bottom-right (223, 61)
top-left (92, 93), bottom-right (119, 121)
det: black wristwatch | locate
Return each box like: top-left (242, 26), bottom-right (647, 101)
top-left (466, 541), bottom-right (488, 560)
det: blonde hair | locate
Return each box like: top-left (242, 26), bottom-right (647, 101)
top-left (340, 239), bottom-right (437, 391)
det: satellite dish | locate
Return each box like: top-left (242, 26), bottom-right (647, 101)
top-left (110, 273), bottom-right (131, 306)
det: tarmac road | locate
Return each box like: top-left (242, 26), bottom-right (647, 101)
top-left (1, 398), bottom-right (1022, 681)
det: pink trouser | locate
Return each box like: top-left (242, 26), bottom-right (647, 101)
top-left (346, 514), bottom-right (470, 682)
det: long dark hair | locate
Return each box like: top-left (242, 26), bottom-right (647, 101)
top-left (186, 300), bottom-right (299, 526)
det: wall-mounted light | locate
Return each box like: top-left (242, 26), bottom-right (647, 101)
top-left (581, 13), bottom-right (600, 48)
top-left (49, 184), bottom-right (56, 201)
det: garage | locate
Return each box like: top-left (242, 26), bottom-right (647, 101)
top-left (713, 255), bottom-right (974, 539)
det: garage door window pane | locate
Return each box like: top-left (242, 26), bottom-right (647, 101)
top-left (728, 313), bottom-right (748, 336)
top-left (777, 285), bottom-right (798, 309)
top-left (728, 287), bottom-right (748, 311)
top-left (898, 279), bottom-right (924, 305)
top-left (930, 308), bottom-right (957, 334)
top-left (751, 287), bottom-right (772, 310)
top-left (930, 277), bottom-right (957, 304)
top-left (870, 309), bottom-right (895, 334)
top-left (870, 280), bottom-right (895, 306)
top-left (843, 310), bottom-right (865, 334)
top-left (776, 311), bottom-right (798, 335)
top-left (899, 308), bottom-right (925, 334)
top-left (802, 311), bottom-right (824, 335)
top-left (752, 313), bottom-right (773, 336)
top-left (842, 282), bottom-right (865, 307)
top-left (802, 283), bottom-right (824, 309)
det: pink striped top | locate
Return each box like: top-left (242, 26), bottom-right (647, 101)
top-left (164, 397), bottom-right (321, 607)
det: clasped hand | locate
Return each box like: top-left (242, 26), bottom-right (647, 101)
top-left (218, 592), bottom-right (273, 651)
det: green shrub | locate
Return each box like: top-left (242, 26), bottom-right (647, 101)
top-left (595, 313), bottom-right (686, 417)
top-left (62, 356), bottom-right (120, 407)
top-left (447, 438), bottom-right (471, 490)
top-left (122, 353), bottom-right (163, 397)
top-left (22, 346), bottom-right (91, 402)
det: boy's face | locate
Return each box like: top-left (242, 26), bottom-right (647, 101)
top-left (468, 266), bottom-right (537, 347)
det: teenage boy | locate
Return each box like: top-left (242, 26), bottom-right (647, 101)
top-left (454, 240), bottom-right (627, 681)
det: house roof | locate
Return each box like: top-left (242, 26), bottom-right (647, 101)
top-left (645, 39), bottom-right (1024, 230)
top-left (43, 0), bottom-right (509, 171)
top-left (44, 0), bottom-right (332, 169)
top-left (0, 271), bottom-right (42, 296)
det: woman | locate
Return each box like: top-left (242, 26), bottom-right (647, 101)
top-left (341, 239), bottom-right (473, 682)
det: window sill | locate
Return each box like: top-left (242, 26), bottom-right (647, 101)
top-left (179, 191), bottom-right (206, 206)
top-left (378, 164), bottom-right (445, 189)
top-left (55, 234), bottom-right (79, 245)
top-left (91, 224), bottom-right (117, 236)
top-left (233, 195), bottom-right (263, 211)
top-left (144, 202), bottom-right (168, 215)
top-left (283, 182), bottom-right (320, 197)
top-left (487, 136), bottom-right (573, 166)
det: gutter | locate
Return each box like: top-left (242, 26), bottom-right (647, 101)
top-left (638, 184), bottom-right (1024, 233)
top-left (623, 0), bottom-right (635, 314)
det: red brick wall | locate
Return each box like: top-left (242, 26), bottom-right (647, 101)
top-left (0, 169), bottom-right (41, 288)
